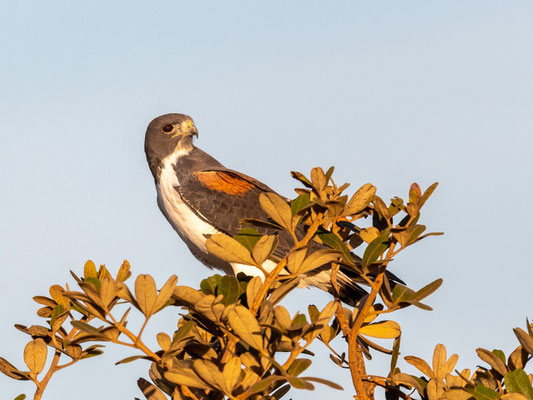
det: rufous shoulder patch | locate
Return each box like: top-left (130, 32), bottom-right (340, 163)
top-left (195, 171), bottom-right (255, 196)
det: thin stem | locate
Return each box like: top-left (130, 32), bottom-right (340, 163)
top-left (108, 313), bottom-right (160, 362)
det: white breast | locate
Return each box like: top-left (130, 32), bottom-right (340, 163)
top-left (156, 149), bottom-right (219, 253)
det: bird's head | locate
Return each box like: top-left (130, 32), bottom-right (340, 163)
top-left (145, 113), bottom-right (199, 172)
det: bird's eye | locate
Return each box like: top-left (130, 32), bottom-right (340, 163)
top-left (162, 124), bottom-right (174, 133)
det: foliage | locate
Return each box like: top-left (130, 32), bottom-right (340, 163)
top-left (2, 167), bottom-right (531, 400)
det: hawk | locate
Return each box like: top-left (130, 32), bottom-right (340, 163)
top-left (145, 113), bottom-right (374, 305)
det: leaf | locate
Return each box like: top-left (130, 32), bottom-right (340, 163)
top-left (286, 376), bottom-right (315, 390)
top-left (318, 232), bottom-right (354, 265)
top-left (373, 196), bottom-right (390, 219)
top-left (514, 328), bottom-right (533, 356)
top-left (200, 274), bottom-right (223, 295)
top-left (115, 355), bottom-right (147, 365)
top-left (412, 279), bottom-right (443, 303)
top-left (390, 335), bottom-right (401, 375)
top-left (154, 275), bottom-right (178, 311)
top-left (249, 375), bottom-right (285, 395)
top-left (360, 227), bottom-right (380, 244)
top-left (84, 260), bottom-right (98, 279)
top-left (362, 233), bottom-right (389, 268)
top-left (157, 332), bottom-right (171, 351)
top-left (300, 376), bottom-right (343, 390)
top-left (240, 218), bottom-right (284, 231)
top-left (310, 167), bottom-right (327, 191)
top-left (505, 369), bottom-right (533, 399)
top-left (391, 372), bottom-right (424, 393)
top-left (218, 276), bottom-right (241, 305)
top-left (0, 358), bottom-right (30, 380)
top-left (135, 274), bottom-right (158, 317)
top-left (287, 359), bottom-right (312, 376)
top-left (23, 339), bottom-right (47, 375)
top-left (409, 183), bottom-right (422, 205)
top-left (137, 378), bottom-right (167, 400)
top-left (222, 356), bottom-right (241, 393)
top-left (252, 235), bottom-right (278, 265)
top-left (476, 348), bottom-right (508, 376)
top-left (227, 305), bottom-right (264, 352)
top-left (501, 394), bottom-right (529, 400)
top-left (291, 193), bottom-right (310, 215)
top-left (246, 277), bottom-right (262, 307)
top-left (345, 183), bottom-right (376, 215)
top-left (13, 395), bottom-right (26, 400)
top-left (49, 285), bottom-right (69, 310)
top-left (206, 234), bottom-right (255, 265)
top-left (291, 170), bottom-right (313, 188)
top-left (297, 249), bottom-right (340, 274)
top-left (432, 343), bottom-right (447, 379)
top-left (116, 260), bottom-right (132, 282)
top-left (359, 320), bottom-right (401, 339)
top-left (193, 359), bottom-right (225, 391)
top-left (259, 192), bottom-right (293, 231)
top-left (419, 182), bottom-right (439, 209)
top-left (404, 356), bottom-right (434, 378)
top-left (471, 386), bottom-right (500, 400)
top-left (165, 369), bottom-right (212, 390)
top-left (71, 321), bottom-right (104, 336)
top-left (99, 278), bottom-right (116, 309)
top-left (234, 227), bottom-right (262, 252)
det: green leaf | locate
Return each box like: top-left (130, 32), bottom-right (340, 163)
top-left (390, 335), bottom-right (401, 376)
top-left (362, 233), bottom-right (389, 269)
top-left (227, 305), bottom-right (264, 352)
top-left (471, 386), bottom-right (500, 400)
top-left (291, 193), bottom-right (310, 215)
top-left (287, 358), bottom-right (312, 376)
top-left (234, 227), bottom-right (262, 252)
top-left (71, 321), bottom-right (104, 336)
top-left (13, 395), bottom-right (26, 400)
top-left (345, 183), bottom-right (376, 215)
top-left (411, 279), bottom-right (443, 303)
top-left (318, 232), bottom-right (354, 265)
top-left (286, 376), bottom-right (315, 390)
top-left (23, 339), bottom-right (47, 375)
top-left (505, 369), bottom-right (533, 399)
top-left (206, 234), bottom-right (255, 265)
top-left (200, 274), bottom-right (223, 295)
top-left (135, 274), bottom-right (158, 317)
top-left (218, 276), bottom-right (241, 305)
top-left (259, 192), bottom-right (293, 231)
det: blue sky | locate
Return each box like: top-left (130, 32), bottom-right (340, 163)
top-left (1, 1), bottom-right (532, 398)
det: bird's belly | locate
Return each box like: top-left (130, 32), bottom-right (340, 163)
top-left (156, 184), bottom-right (219, 254)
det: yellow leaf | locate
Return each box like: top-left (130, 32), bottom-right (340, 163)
top-left (154, 275), bottom-right (178, 312)
top-left (345, 183), bottom-right (376, 215)
top-left (359, 227), bottom-right (380, 244)
top-left (359, 320), bottom-right (401, 339)
top-left (222, 357), bottom-right (241, 394)
top-left (193, 359), bottom-right (225, 391)
top-left (252, 235), bottom-right (278, 265)
top-left (24, 339), bottom-right (47, 375)
top-left (259, 192), bottom-right (293, 231)
top-left (84, 260), bottom-right (98, 279)
top-left (135, 274), bottom-right (157, 317)
top-left (227, 306), bottom-right (264, 352)
top-left (206, 234), bottom-right (255, 265)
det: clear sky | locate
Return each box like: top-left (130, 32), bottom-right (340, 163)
top-left (1, 1), bottom-right (532, 399)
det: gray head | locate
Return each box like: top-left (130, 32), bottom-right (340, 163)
top-left (145, 113), bottom-right (199, 176)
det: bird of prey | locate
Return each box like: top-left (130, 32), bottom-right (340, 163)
top-left (145, 113), bottom-right (370, 305)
